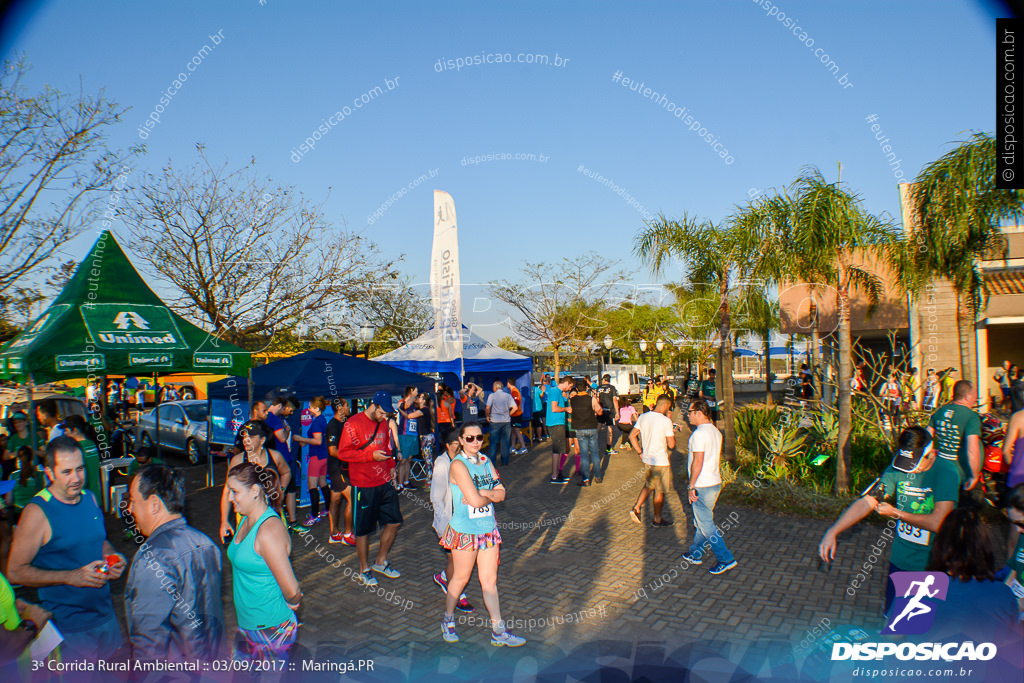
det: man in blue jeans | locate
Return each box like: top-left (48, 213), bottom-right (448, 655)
top-left (679, 400), bottom-right (737, 575)
top-left (485, 379), bottom-right (516, 465)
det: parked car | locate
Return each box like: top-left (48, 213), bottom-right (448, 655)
top-left (1, 389), bottom-right (88, 433)
top-left (136, 399), bottom-right (237, 464)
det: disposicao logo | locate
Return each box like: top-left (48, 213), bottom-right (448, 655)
top-left (832, 572), bottom-right (997, 662)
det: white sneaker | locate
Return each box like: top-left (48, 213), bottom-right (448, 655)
top-left (491, 630), bottom-right (526, 647)
top-left (441, 616), bottom-right (459, 643)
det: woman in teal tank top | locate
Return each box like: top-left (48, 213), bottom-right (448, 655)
top-left (438, 422), bottom-right (525, 647)
top-left (226, 462), bottom-right (302, 668)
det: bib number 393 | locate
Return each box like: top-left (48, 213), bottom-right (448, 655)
top-left (897, 518), bottom-right (929, 545)
top-left (468, 503), bottom-right (493, 519)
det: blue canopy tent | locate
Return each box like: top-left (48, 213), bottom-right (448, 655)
top-left (207, 349), bottom-right (435, 403)
top-left (733, 348), bottom-right (757, 357)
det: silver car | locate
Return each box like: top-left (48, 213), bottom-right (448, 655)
top-left (137, 399), bottom-right (235, 464)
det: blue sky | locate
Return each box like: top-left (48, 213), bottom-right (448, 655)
top-left (3, 0), bottom-right (1003, 339)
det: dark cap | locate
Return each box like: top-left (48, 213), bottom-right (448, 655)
top-left (235, 419), bottom-right (272, 450)
top-left (371, 391), bottom-right (392, 410)
top-left (891, 441), bottom-right (933, 473)
top-left (444, 430), bottom-right (461, 444)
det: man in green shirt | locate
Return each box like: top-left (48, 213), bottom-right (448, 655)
top-left (699, 369), bottom-right (717, 421)
top-left (818, 426), bottom-right (958, 615)
top-left (928, 379), bottom-right (982, 494)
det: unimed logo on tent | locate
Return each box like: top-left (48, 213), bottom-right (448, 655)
top-left (81, 304), bottom-right (187, 349)
top-left (831, 572), bottom-right (997, 662)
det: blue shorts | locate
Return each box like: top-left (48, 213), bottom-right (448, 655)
top-left (398, 434), bottom-right (420, 458)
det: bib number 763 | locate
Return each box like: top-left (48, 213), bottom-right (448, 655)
top-left (468, 503), bottom-right (493, 519)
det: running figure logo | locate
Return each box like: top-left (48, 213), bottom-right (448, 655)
top-left (884, 571), bottom-right (949, 635)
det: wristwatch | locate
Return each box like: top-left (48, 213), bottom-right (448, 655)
top-left (19, 619), bottom-right (38, 638)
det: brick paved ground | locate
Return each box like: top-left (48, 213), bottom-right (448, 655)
top-left (22, 420), bottom-right (1008, 682)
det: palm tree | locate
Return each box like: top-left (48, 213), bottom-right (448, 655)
top-left (762, 167), bottom-right (899, 494)
top-left (635, 215), bottom-right (777, 462)
top-left (908, 132), bottom-right (1023, 383)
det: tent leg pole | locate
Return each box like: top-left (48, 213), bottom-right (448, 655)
top-left (154, 373), bottom-right (161, 461)
top-left (206, 395), bottom-right (214, 488)
top-left (27, 374), bottom-right (38, 454)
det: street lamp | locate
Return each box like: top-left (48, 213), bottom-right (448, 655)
top-left (340, 325), bottom-right (376, 358)
top-left (638, 339), bottom-right (667, 379)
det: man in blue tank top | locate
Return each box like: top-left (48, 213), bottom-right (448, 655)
top-left (7, 436), bottom-right (125, 661)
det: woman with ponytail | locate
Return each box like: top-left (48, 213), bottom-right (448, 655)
top-left (226, 462), bottom-right (301, 671)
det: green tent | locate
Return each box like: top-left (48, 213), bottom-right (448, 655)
top-left (0, 231), bottom-right (251, 382)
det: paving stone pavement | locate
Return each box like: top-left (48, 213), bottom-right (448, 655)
top-left (22, 429), bottom-right (971, 681)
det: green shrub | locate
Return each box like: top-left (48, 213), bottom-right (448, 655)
top-left (734, 405), bottom-right (785, 458)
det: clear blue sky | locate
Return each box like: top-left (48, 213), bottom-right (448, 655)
top-left (3, 0), bottom-right (1004, 339)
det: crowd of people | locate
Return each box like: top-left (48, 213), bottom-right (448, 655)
top-left (0, 368), bottom-right (1022, 679)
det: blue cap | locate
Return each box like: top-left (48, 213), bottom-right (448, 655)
top-left (371, 391), bottom-right (392, 410)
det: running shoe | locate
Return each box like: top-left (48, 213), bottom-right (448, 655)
top-left (318, 511), bottom-right (330, 520)
top-left (708, 560), bottom-right (738, 575)
top-left (652, 519), bottom-right (673, 527)
top-left (433, 572), bottom-right (448, 593)
top-left (303, 514), bottom-right (320, 527)
top-left (288, 521), bottom-right (310, 533)
top-left (629, 507), bottom-right (642, 524)
top-left (329, 531), bottom-right (345, 544)
top-left (680, 552), bottom-right (703, 565)
top-left (372, 561), bottom-right (401, 578)
top-left (357, 570), bottom-right (378, 586)
top-left (491, 630), bottom-right (526, 647)
top-left (608, 449), bottom-right (619, 455)
top-left (548, 477), bottom-right (566, 485)
top-left (342, 533), bottom-right (356, 546)
top-left (456, 596), bottom-right (475, 613)
top-left (594, 477), bottom-right (603, 484)
top-left (441, 616), bottom-right (459, 643)
top-left (577, 479), bottom-right (591, 486)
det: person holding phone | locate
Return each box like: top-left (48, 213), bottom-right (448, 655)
top-left (7, 436), bottom-right (126, 661)
top-left (338, 391), bottom-right (403, 587)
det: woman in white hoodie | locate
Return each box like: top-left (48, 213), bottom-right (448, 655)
top-left (429, 430), bottom-right (474, 613)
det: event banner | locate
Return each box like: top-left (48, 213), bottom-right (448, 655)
top-left (431, 190), bottom-right (462, 364)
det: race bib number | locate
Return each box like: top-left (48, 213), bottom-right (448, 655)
top-left (468, 405), bottom-right (478, 416)
top-left (706, 400), bottom-right (717, 407)
top-left (468, 503), bottom-right (493, 519)
top-left (1009, 576), bottom-right (1024, 599)
top-left (897, 519), bottom-right (930, 545)
top-left (408, 420), bottom-right (417, 434)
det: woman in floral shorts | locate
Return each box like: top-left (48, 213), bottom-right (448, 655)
top-left (439, 421), bottom-right (525, 647)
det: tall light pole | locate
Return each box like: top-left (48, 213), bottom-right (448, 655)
top-left (602, 334), bottom-right (613, 377)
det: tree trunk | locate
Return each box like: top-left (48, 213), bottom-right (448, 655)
top-left (553, 346), bottom-right (562, 381)
top-left (763, 335), bottom-right (773, 405)
top-left (837, 290), bottom-right (853, 495)
top-left (955, 294), bottom-right (977, 393)
top-left (719, 280), bottom-right (737, 463)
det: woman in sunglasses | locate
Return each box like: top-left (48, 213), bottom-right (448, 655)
top-left (438, 422), bottom-right (525, 647)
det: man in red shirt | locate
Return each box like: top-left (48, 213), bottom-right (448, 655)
top-left (507, 377), bottom-right (528, 455)
top-left (338, 391), bottom-right (403, 587)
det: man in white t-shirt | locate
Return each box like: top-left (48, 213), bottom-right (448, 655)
top-left (680, 399), bottom-right (737, 575)
top-left (628, 395), bottom-right (675, 527)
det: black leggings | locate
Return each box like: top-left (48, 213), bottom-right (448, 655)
top-left (616, 423), bottom-right (633, 447)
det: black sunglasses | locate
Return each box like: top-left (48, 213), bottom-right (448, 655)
top-left (462, 434), bottom-right (485, 443)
